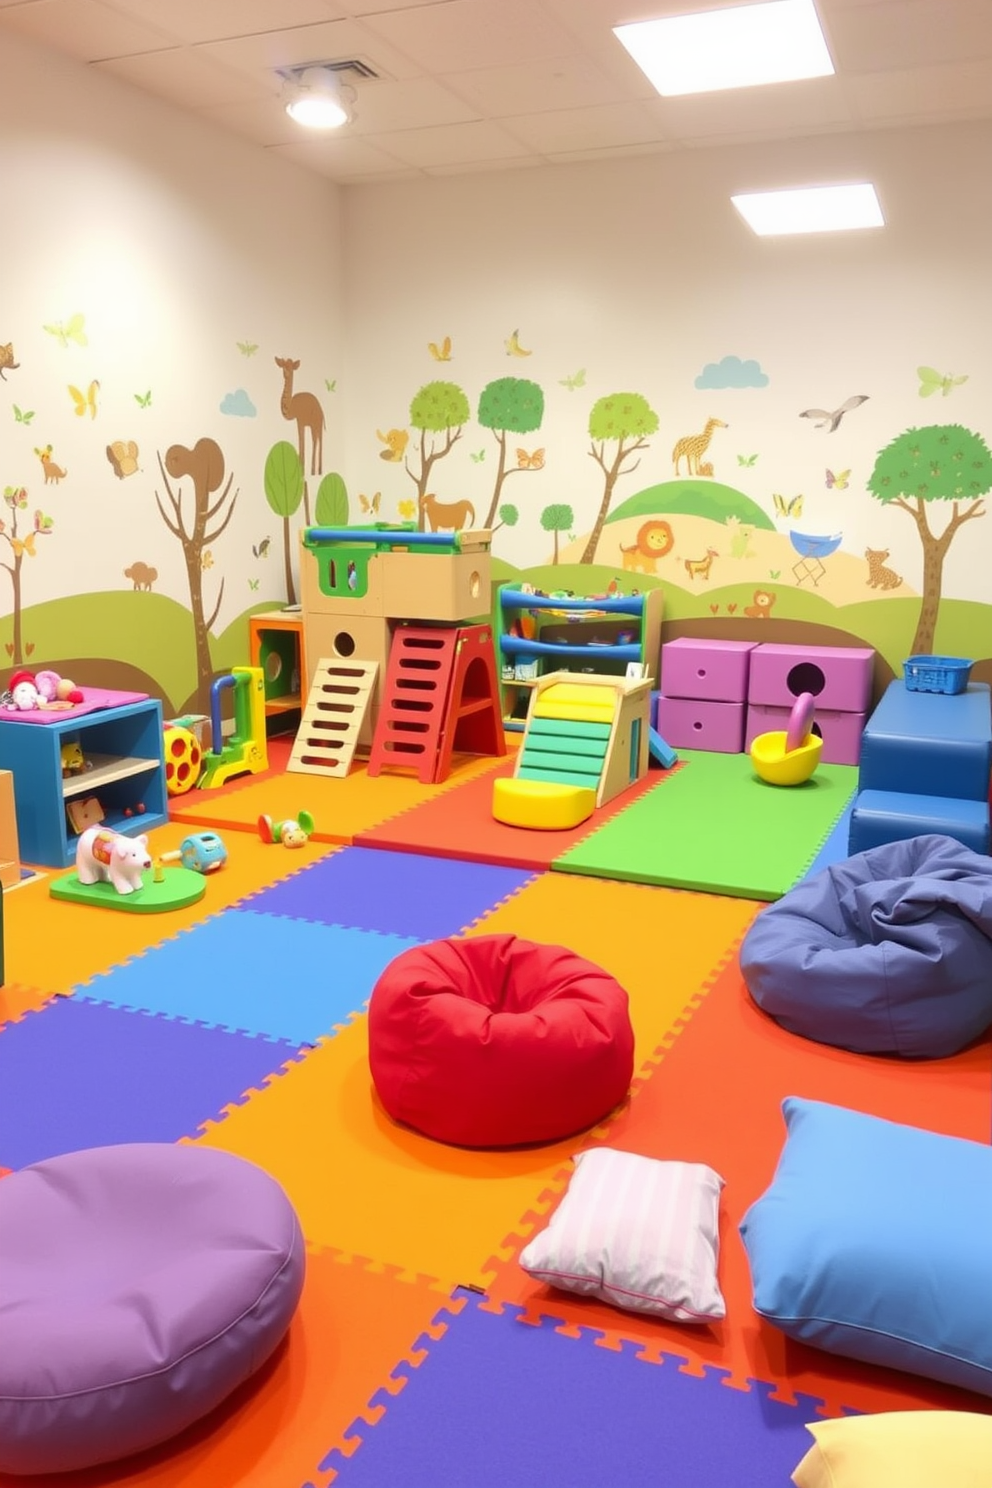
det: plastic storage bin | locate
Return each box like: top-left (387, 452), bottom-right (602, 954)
top-left (903, 656), bottom-right (973, 695)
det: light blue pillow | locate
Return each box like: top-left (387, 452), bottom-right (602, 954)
top-left (740, 1098), bottom-right (992, 1396)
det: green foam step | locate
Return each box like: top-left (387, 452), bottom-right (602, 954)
top-left (519, 765), bottom-right (603, 790)
top-left (529, 718), bottom-right (613, 740)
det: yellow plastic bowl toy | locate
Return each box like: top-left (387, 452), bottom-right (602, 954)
top-left (750, 729), bottom-right (823, 786)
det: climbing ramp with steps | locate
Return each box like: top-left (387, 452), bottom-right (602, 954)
top-left (367, 624), bottom-right (505, 786)
top-left (288, 659), bottom-right (378, 779)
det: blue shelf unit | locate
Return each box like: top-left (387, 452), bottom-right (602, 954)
top-left (0, 699), bottom-right (168, 868)
top-left (496, 585), bottom-right (663, 731)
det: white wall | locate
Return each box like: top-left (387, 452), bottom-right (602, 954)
top-left (341, 120), bottom-right (992, 605)
top-left (0, 28), bottom-right (344, 634)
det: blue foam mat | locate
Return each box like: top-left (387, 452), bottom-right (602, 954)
top-left (238, 846), bottom-right (534, 939)
top-left (80, 911), bottom-right (422, 1044)
top-left (317, 1289), bottom-right (821, 1488)
top-left (0, 996), bottom-right (303, 1170)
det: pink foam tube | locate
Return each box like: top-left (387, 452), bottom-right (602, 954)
top-left (785, 692), bottom-right (816, 753)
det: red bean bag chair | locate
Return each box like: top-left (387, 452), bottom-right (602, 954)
top-left (368, 933), bottom-right (635, 1147)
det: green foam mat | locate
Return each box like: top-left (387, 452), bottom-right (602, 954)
top-left (553, 750), bottom-right (858, 900)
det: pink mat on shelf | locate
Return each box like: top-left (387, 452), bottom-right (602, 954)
top-left (0, 687), bottom-right (150, 724)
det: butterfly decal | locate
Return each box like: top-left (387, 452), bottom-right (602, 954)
top-left (12, 532), bottom-right (37, 558)
top-left (3, 485), bottom-right (27, 510)
top-left (773, 493), bottom-right (804, 518)
top-left (248, 577), bottom-right (260, 591)
top-left (237, 340), bottom-right (259, 358)
top-left (559, 370), bottom-right (586, 391)
top-left (106, 440), bottom-right (139, 479)
top-left (428, 336), bottom-right (452, 362)
top-left (34, 509), bottom-right (53, 533)
top-left (505, 329), bottom-right (532, 358)
top-left (325, 378), bottom-right (337, 392)
top-left (201, 549), bottom-right (214, 571)
top-left (737, 453), bottom-right (758, 467)
top-left (68, 380), bottom-right (99, 419)
top-left (517, 448), bottom-right (545, 470)
top-left (397, 498), bottom-right (417, 521)
top-left (359, 492), bottom-right (382, 515)
top-left (43, 313), bottom-right (87, 349)
top-left (918, 365), bottom-right (968, 398)
top-left (13, 405), bottom-right (34, 425)
top-left (134, 390), bottom-right (152, 408)
top-left (470, 449), bottom-right (486, 463)
top-left (825, 468), bottom-right (850, 490)
top-left (252, 537), bottom-right (271, 560)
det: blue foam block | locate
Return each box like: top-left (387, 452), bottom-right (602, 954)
top-left (0, 996), bottom-right (303, 1170)
top-left (317, 1290), bottom-right (820, 1488)
top-left (859, 680), bottom-right (992, 800)
top-left (648, 726), bottom-right (678, 769)
top-left (237, 847), bottom-right (533, 940)
top-left (83, 910), bottom-right (421, 1043)
top-left (849, 789), bottom-right (991, 856)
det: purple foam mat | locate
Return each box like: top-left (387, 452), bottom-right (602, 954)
top-left (236, 847), bottom-right (535, 940)
top-left (0, 996), bottom-right (305, 1170)
top-left (315, 1289), bottom-right (823, 1488)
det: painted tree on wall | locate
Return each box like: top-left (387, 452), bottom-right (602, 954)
top-left (867, 423), bottom-right (991, 655)
top-left (492, 502), bottom-right (518, 537)
top-left (264, 441), bottom-right (304, 606)
top-left (405, 381), bottom-right (470, 531)
top-left (156, 438), bottom-right (239, 712)
top-left (477, 377), bottom-right (545, 528)
top-left (541, 503), bottom-right (574, 564)
top-left (0, 487), bottom-right (53, 665)
top-left (315, 472), bottom-right (349, 526)
top-left (581, 393), bottom-right (660, 564)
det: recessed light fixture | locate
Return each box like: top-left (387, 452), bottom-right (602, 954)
top-left (614, 0), bottom-right (834, 97)
top-left (731, 183), bottom-right (885, 235)
top-left (283, 67), bottom-right (354, 129)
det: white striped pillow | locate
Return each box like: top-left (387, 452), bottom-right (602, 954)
top-left (518, 1148), bottom-right (726, 1322)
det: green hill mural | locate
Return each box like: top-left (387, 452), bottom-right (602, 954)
top-left (607, 480), bottom-right (775, 531)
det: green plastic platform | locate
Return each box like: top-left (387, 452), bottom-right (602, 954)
top-left (49, 865), bottom-right (207, 913)
top-left (553, 749), bottom-right (858, 901)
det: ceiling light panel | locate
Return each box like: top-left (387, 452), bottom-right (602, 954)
top-left (614, 0), bottom-right (835, 97)
top-left (731, 182), bottom-right (884, 235)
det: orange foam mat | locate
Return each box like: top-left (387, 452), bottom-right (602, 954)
top-left (0, 982), bottom-right (58, 1028)
top-left (194, 1013), bottom-right (618, 1289)
top-left (461, 872), bottom-right (761, 1070)
top-left (0, 1247), bottom-right (448, 1488)
top-left (354, 761), bottom-right (668, 869)
top-left (484, 955), bottom-right (992, 1419)
top-left (171, 750), bottom-right (510, 844)
top-left (9, 826), bottom-right (338, 996)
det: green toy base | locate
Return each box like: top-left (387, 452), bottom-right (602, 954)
top-left (49, 866), bottom-right (207, 913)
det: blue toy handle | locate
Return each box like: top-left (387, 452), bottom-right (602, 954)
top-left (209, 674), bottom-right (235, 754)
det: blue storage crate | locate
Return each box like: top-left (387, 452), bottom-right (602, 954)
top-left (902, 656), bottom-right (973, 695)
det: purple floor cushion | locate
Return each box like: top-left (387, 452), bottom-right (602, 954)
top-left (0, 1143), bottom-right (305, 1476)
top-left (740, 834), bottom-right (992, 1058)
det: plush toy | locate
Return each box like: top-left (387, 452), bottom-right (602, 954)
top-left (35, 670), bottom-right (84, 707)
top-left (6, 671), bottom-right (42, 710)
top-left (257, 811), bottom-right (315, 848)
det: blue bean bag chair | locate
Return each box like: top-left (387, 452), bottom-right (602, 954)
top-left (740, 834), bottom-right (992, 1058)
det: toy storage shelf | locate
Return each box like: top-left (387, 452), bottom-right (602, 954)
top-left (249, 611), bottom-right (305, 731)
top-left (0, 699), bottom-right (167, 868)
top-left (496, 586), bottom-right (662, 730)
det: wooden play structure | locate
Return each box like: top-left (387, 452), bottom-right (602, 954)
top-left (297, 524), bottom-right (504, 783)
top-left (493, 671), bottom-right (653, 830)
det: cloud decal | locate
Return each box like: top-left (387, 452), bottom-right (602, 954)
top-left (220, 388), bottom-right (257, 417)
top-left (695, 356), bottom-right (769, 390)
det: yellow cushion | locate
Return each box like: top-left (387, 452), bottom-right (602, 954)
top-left (493, 777), bottom-right (596, 831)
top-left (792, 1412), bottom-right (992, 1488)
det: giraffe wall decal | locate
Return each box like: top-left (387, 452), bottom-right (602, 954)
top-left (672, 417), bottom-right (728, 476)
top-left (275, 356), bottom-right (324, 476)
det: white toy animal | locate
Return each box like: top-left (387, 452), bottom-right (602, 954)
top-left (76, 827), bottom-right (151, 895)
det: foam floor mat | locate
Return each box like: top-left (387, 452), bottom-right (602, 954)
top-left (555, 751), bottom-right (858, 899)
top-left (318, 1288), bottom-right (820, 1488)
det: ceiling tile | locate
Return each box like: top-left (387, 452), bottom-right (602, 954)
top-left (200, 17), bottom-right (423, 83)
top-left (370, 117), bottom-right (533, 167)
top-left (0, 0), bottom-right (173, 59)
top-left (346, 77), bottom-right (479, 132)
top-left (826, 0), bottom-right (992, 73)
top-left (270, 133), bottom-right (419, 178)
top-left (425, 154), bottom-right (546, 176)
top-left (443, 55), bottom-right (629, 117)
top-left (360, 0), bottom-right (579, 73)
top-left (505, 100), bottom-right (662, 154)
top-left (847, 56), bottom-right (992, 122)
top-left (198, 94), bottom-right (308, 146)
top-left (102, 0), bottom-right (343, 47)
top-left (96, 48), bottom-right (271, 107)
top-left (544, 140), bottom-right (675, 168)
top-left (339, 0), bottom-right (445, 11)
top-left (649, 76), bottom-right (854, 141)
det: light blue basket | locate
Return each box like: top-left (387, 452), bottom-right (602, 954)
top-left (903, 656), bottom-right (973, 695)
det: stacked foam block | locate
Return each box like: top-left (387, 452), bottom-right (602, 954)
top-left (744, 645), bottom-right (874, 766)
top-left (657, 639), bottom-right (759, 753)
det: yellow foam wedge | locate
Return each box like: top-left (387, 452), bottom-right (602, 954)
top-left (492, 777), bottom-right (596, 831)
